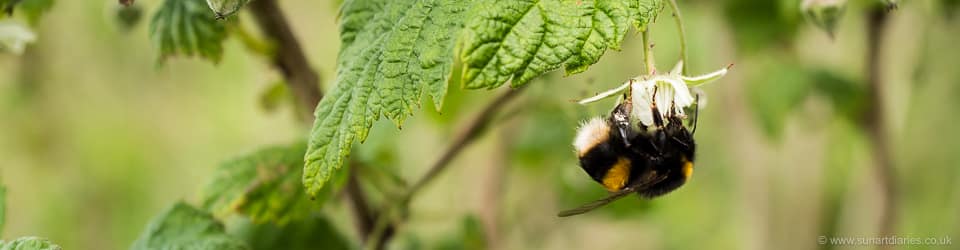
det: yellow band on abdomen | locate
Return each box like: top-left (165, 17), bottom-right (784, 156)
top-left (602, 157), bottom-right (631, 191)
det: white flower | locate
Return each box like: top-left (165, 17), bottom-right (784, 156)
top-left (0, 20), bottom-right (37, 55)
top-left (578, 61), bottom-right (728, 127)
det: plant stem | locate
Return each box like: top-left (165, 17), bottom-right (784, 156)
top-left (248, 0), bottom-right (375, 243)
top-left (865, 6), bottom-right (896, 244)
top-left (365, 87), bottom-right (527, 250)
top-left (405, 87), bottom-right (524, 200)
top-left (249, 0), bottom-right (322, 121)
top-left (346, 163), bottom-right (375, 241)
top-left (642, 29), bottom-right (656, 75)
top-left (667, 0), bottom-right (687, 74)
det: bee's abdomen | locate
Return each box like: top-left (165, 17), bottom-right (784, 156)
top-left (574, 116), bottom-right (641, 192)
top-left (578, 142), bottom-right (620, 183)
top-left (637, 157), bottom-right (693, 198)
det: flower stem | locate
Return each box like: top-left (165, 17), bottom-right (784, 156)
top-left (642, 29), bottom-right (656, 75)
top-left (249, 0), bottom-right (322, 121)
top-left (667, 0), bottom-right (688, 74)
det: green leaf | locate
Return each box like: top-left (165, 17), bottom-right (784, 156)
top-left (131, 202), bottom-right (250, 250)
top-left (0, 0), bottom-right (51, 25)
top-left (562, 1), bottom-right (632, 75)
top-left (461, 0), bottom-right (663, 88)
top-left (227, 216), bottom-right (352, 250)
top-left (200, 143), bottom-right (336, 225)
top-left (809, 69), bottom-right (864, 122)
top-left (304, 0), bottom-right (663, 198)
top-left (16, 0), bottom-right (54, 25)
top-left (304, 0), bottom-right (471, 197)
top-left (149, 0), bottom-right (227, 63)
top-left (1, 0), bottom-right (14, 16)
top-left (801, 0), bottom-right (846, 39)
top-left (0, 237), bottom-right (62, 250)
top-left (205, 0), bottom-right (249, 19)
top-left (434, 215), bottom-right (486, 250)
top-left (258, 81), bottom-right (292, 113)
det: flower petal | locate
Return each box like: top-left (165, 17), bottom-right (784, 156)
top-left (631, 79), bottom-right (656, 126)
top-left (665, 77), bottom-right (694, 111)
top-left (577, 81), bottom-right (630, 105)
top-left (682, 67), bottom-right (728, 87)
top-left (670, 60), bottom-right (684, 76)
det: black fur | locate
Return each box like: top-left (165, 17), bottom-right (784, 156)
top-left (577, 103), bottom-right (696, 198)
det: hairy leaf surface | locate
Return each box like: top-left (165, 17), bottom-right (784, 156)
top-left (0, 237), bottom-right (62, 250)
top-left (228, 216), bottom-right (352, 250)
top-left (131, 202), bottom-right (249, 250)
top-left (200, 143), bottom-right (335, 225)
top-left (150, 0), bottom-right (227, 63)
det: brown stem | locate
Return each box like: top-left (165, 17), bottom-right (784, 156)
top-left (248, 0), bottom-right (374, 242)
top-left (346, 164), bottom-right (375, 241)
top-left (406, 87), bottom-right (525, 200)
top-left (367, 87), bottom-right (526, 250)
top-left (249, 0), bottom-right (322, 121)
top-left (865, 6), bottom-right (896, 242)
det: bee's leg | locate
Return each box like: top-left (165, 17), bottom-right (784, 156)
top-left (669, 101), bottom-right (677, 117)
top-left (690, 93), bottom-right (701, 135)
top-left (610, 102), bottom-right (633, 147)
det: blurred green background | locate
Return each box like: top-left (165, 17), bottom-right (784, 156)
top-left (1, 0), bottom-right (959, 249)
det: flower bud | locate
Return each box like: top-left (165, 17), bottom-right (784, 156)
top-left (206, 0), bottom-right (249, 19)
top-left (802, 0), bottom-right (846, 39)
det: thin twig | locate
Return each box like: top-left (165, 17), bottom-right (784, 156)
top-left (365, 87), bottom-right (527, 250)
top-left (405, 87), bottom-right (525, 199)
top-left (247, 0), bottom-right (375, 243)
top-left (346, 163), bottom-right (375, 241)
top-left (249, 0), bottom-right (322, 121)
top-left (667, 0), bottom-right (687, 74)
top-left (865, 6), bottom-right (897, 244)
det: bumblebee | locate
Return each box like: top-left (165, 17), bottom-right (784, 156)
top-left (560, 98), bottom-right (697, 217)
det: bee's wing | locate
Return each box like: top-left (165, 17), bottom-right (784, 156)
top-left (557, 175), bottom-right (667, 217)
top-left (557, 188), bottom-right (635, 217)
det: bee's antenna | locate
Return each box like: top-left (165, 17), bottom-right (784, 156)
top-left (690, 94), bottom-right (700, 135)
